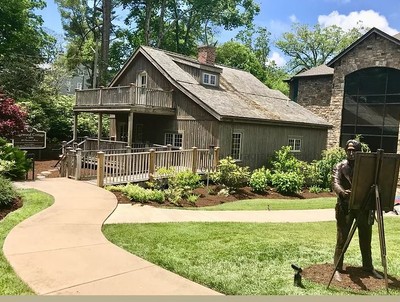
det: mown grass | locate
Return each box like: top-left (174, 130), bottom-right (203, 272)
top-left (0, 189), bottom-right (53, 295)
top-left (103, 218), bottom-right (400, 295)
top-left (187, 197), bottom-right (336, 211)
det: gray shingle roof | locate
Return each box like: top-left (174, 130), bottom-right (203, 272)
top-left (139, 46), bottom-right (331, 128)
top-left (292, 65), bottom-right (333, 78)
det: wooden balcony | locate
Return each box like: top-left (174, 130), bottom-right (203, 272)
top-left (74, 85), bottom-right (175, 115)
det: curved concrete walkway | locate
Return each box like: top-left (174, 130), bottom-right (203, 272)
top-left (5, 178), bottom-right (221, 295)
top-left (6, 178), bottom-right (399, 295)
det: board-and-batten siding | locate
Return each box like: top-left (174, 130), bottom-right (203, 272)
top-left (113, 54), bottom-right (219, 149)
top-left (219, 122), bottom-right (328, 170)
top-left (114, 53), bottom-right (173, 90)
top-left (174, 89), bottom-right (219, 149)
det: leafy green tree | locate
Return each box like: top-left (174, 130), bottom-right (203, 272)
top-left (0, 0), bottom-right (55, 98)
top-left (276, 23), bottom-right (364, 72)
top-left (264, 63), bottom-right (289, 96)
top-left (216, 41), bottom-right (265, 81)
top-left (235, 26), bottom-right (271, 69)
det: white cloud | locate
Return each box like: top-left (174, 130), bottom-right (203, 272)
top-left (318, 10), bottom-right (398, 35)
top-left (267, 51), bottom-right (287, 67)
top-left (289, 14), bottom-right (298, 23)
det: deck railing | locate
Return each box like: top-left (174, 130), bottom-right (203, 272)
top-left (60, 146), bottom-right (220, 186)
top-left (75, 84), bottom-right (174, 108)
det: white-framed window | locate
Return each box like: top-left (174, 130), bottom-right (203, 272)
top-left (231, 132), bottom-right (242, 160)
top-left (202, 72), bottom-right (217, 86)
top-left (288, 137), bottom-right (302, 152)
top-left (76, 82), bottom-right (83, 90)
top-left (137, 71), bottom-right (147, 94)
top-left (165, 133), bottom-right (183, 148)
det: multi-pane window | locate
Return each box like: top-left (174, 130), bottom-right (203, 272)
top-left (165, 133), bottom-right (183, 148)
top-left (231, 132), bottom-right (242, 160)
top-left (288, 138), bottom-right (302, 152)
top-left (202, 72), bottom-right (217, 86)
top-left (341, 67), bottom-right (400, 152)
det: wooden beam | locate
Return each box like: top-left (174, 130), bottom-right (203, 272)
top-left (98, 113), bottom-right (103, 149)
top-left (127, 111), bottom-right (134, 147)
top-left (73, 113), bottom-right (78, 141)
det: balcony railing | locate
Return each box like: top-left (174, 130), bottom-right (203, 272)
top-left (75, 84), bottom-right (174, 109)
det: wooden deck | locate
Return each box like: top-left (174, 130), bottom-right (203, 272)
top-left (74, 85), bottom-right (175, 115)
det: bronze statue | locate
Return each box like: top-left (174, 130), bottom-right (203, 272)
top-left (332, 139), bottom-right (383, 281)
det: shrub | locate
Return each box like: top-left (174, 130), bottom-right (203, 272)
top-left (271, 171), bottom-right (304, 194)
top-left (309, 186), bottom-right (331, 194)
top-left (249, 167), bottom-right (271, 193)
top-left (147, 189), bottom-right (165, 203)
top-left (301, 161), bottom-right (321, 188)
top-left (210, 157), bottom-right (250, 191)
top-left (269, 146), bottom-right (303, 173)
top-left (173, 170), bottom-right (202, 190)
top-left (147, 167), bottom-right (176, 190)
top-left (315, 147), bottom-right (346, 189)
top-left (0, 138), bottom-right (31, 180)
top-left (106, 184), bottom-right (166, 203)
top-left (164, 187), bottom-right (184, 206)
top-left (309, 185), bottom-right (324, 194)
top-left (187, 194), bottom-right (199, 204)
top-left (124, 184), bottom-right (148, 202)
top-left (0, 175), bottom-right (17, 207)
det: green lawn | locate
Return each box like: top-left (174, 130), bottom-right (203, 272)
top-left (103, 218), bottom-right (400, 295)
top-left (0, 189), bottom-right (54, 295)
top-left (187, 197), bottom-right (336, 211)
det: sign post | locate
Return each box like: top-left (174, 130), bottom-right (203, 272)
top-left (12, 126), bottom-right (47, 181)
top-left (12, 126), bottom-right (46, 150)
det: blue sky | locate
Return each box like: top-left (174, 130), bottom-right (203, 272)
top-left (38, 0), bottom-right (400, 66)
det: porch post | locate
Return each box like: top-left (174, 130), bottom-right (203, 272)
top-left (213, 147), bottom-right (220, 171)
top-left (97, 113), bottom-right (103, 150)
top-left (73, 112), bottom-right (78, 141)
top-left (127, 111), bottom-right (134, 147)
top-left (97, 151), bottom-right (105, 187)
top-left (192, 147), bottom-right (198, 173)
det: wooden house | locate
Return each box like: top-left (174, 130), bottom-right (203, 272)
top-left (73, 45), bottom-right (331, 169)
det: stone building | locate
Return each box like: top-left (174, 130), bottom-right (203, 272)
top-left (287, 27), bottom-right (400, 153)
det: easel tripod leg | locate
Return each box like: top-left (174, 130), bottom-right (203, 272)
top-left (327, 220), bottom-right (358, 289)
top-left (375, 185), bottom-right (389, 293)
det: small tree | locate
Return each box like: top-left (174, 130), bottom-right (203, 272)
top-left (0, 93), bottom-right (27, 139)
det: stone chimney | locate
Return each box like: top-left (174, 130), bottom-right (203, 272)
top-left (197, 45), bottom-right (216, 65)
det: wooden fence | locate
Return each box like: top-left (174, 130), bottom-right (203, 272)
top-left (60, 146), bottom-right (220, 187)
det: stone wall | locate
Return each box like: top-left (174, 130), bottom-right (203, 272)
top-left (296, 32), bottom-right (400, 150)
top-left (328, 33), bottom-right (400, 148)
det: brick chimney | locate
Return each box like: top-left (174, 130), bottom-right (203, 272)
top-left (197, 45), bottom-right (216, 65)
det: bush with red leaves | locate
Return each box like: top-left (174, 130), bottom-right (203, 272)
top-left (0, 93), bottom-right (27, 139)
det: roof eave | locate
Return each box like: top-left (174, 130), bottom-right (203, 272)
top-left (220, 116), bottom-right (332, 129)
top-left (138, 47), bottom-right (222, 121)
top-left (327, 27), bottom-right (400, 67)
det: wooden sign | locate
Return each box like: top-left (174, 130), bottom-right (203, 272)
top-left (12, 126), bottom-right (46, 149)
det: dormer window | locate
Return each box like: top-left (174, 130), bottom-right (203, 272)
top-left (202, 72), bottom-right (217, 86)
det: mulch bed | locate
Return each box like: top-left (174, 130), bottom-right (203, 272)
top-left (302, 263), bottom-right (400, 292)
top-left (0, 196), bottom-right (23, 221)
